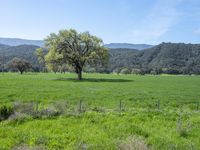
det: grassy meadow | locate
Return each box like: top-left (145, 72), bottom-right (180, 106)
top-left (0, 73), bottom-right (200, 149)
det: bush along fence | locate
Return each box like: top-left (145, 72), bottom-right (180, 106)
top-left (0, 99), bottom-right (199, 122)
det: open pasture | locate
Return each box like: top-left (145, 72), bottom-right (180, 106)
top-left (0, 73), bottom-right (200, 107)
top-left (0, 73), bottom-right (200, 149)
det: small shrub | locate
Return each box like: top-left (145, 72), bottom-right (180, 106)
top-left (54, 101), bottom-right (68, 114)
top-left (113, 68), bottom-right (121, 74)
top-left (13, 102), bottom-right (36, 116)
top-left (131, 68), bottom-right (141, 75)
top-left (8, 112), bottom-right (32, 123)
top-left (12, 102), bottom-right (64, 119)
top-left (0, 105), bottom-right (13, 120)
top-left (39, 106), bottom-right (60, 118)
top-left (150, 70), bottom-right (157, 75)
top-left (120, 68), bottom-right (131, 74)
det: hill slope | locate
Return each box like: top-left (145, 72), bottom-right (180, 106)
top-left (0, 45), bottom-right (40, 70)
top-left (0, 37), bottom-right (44, 47)
top-left (138, 43), bottom-right (200, 74)
top-left (108, 43), bottom-right (200, 74)
top-left (0, 37), bottom-right (154, 50)
top-left (108, 48), bottom-right (140, 71)
top-left (104, 43), bottom-right (154, 50)
top-left (1, 42), bottom-right (200, 74)
top-left (0, 44), bottom-right (10, 50)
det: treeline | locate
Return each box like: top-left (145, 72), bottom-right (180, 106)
top-left (1, 42), bottom-right (200, 75)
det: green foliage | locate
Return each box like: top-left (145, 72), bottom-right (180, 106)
top-left (120, 68), bottom-right (130, 74)
top-left (35, 48), bottom-right (46, 72)
top-left (35, 48), bottom-right (45, 64)
top-left (44, 29), bottom-right (109, 80)
top-left (131, 68), bottom-right (142, 75)
top-left (44, 46), bottom-right (63, 73)
top-left (6, 57), bottom-right (32, 74)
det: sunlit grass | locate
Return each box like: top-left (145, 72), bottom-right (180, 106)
top-left (0, 73), bottom-right (200, 149)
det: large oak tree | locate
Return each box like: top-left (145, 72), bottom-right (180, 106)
top-left (44, 29), bottom-right (108, 80)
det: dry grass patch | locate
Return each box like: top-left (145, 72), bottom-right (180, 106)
top-left (118, 136), bottom-right (151, 150)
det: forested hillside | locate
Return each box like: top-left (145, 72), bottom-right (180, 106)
top-left (108, 48), bottom-right (139, 72)
top-left (1, 42), bottom-right (200, 74)
top-left (0, 44), bottom-right (40, 71)
top-left (138, 43), bottom-right (200, 74)
top-left (109, 43), bottom-right (200, 74)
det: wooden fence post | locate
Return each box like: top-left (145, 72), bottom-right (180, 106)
top-left (119, 100), bottom-right (122, 111)
top-left (156, 100), bottom-right (160, 110)
top-left (79, 100), bottom-right (82, 113)
top-left (35, 101), bottom-right (39, 113)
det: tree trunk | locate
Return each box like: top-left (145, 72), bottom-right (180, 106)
top-left (77, 70), bottom-right (82, 80)
top-left (75, 64), bottom-right (83, 80)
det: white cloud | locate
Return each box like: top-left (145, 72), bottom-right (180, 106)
top-left (194, 28), bottom-right (200, 34)
top-left (130, 0), bottom-right (183, 43)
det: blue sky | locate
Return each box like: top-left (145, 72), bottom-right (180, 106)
top-left (0, 0), bottom-right (200, 44)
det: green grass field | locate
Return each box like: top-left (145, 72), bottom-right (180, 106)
top-left (0, 73), bottom-right (200, 150)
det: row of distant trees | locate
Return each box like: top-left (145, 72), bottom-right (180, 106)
top-left (4, 57), bottom-right (195, 76)
top-left (113, 67), bottom-right (195, 75)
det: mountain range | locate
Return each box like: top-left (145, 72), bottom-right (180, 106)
top-left (104, 43), bottom-right (154, 50)
top-left (0, 37), bottom-right (44, 47)
top-left (0, 37), bottom-right (153, 50)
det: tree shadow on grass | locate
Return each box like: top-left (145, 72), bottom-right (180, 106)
top-left (54, 78), bottom-right (133, 82)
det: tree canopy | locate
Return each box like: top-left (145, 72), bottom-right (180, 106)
top-left (35, 48), bottom-right (46, 72)
top-left (6, 57), bottom-right (32, 74)
top-left (44, 29), bottom-right (109, 80)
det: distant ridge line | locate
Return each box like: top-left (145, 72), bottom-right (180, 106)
top-left (0, 37), bottom-right (44, 47)
top-left (104, 43), bottom-right (154, 50)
